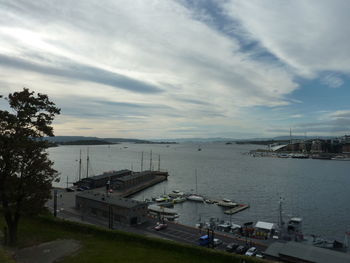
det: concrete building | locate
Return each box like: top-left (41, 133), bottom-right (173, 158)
top-left (265, 242), bottom-right (350, 263)
top-left (112, 171), bottom-right (168, 190)
top-left (76, 191), bottom-right (148, 226)
top-left (76, 170), bottom-right (132, 189)
top-left (254, 221), bottom-right (276, 239)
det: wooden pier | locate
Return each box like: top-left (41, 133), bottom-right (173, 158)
top-left (224, 204), bottom-right (250, 215)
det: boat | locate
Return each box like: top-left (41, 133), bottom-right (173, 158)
top-left (217, 199), bottom-right (238, 208)
top-left (187, 169), bottom-right (204, 202)
top-left (187, 194), bottom-right (204, 202)
top-left (155, 195), bottom-right (169, 202)
top-left (173, 196), bottom-right (186, 204)
top-left (148, 204), bottom-right (179, 220)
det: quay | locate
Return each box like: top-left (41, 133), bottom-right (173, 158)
top-left (224, 204), bottom-right (250, 215)
top-left (74, 170), bottom-right (169, 197)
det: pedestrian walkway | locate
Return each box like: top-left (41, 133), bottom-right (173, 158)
top-left (15, 239), bottom-right (81, 263)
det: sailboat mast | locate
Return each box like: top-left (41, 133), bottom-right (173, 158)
top-left (149, 150), bottom-right (152, 171)
top-left (195, 169), bottom-right (198, 194)
top-left (158, 154), bottom-right (160, 171)
top-left (78, 149), bottom-right (82, 181)
top-left (279, 197), bottom-right (284, 237)
top-left (141, 151), bottom-right (144, 172)
top-left (86, 148), bottom-right (89, 178)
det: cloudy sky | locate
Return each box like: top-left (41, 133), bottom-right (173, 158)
top-left (1, 0), bottom-right (350, 139)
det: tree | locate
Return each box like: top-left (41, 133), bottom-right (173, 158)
top-left (0, 88), bottom-right (60, 245)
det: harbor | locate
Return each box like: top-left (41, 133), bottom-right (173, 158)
top-left (50, 143), bottom-right (350, 242)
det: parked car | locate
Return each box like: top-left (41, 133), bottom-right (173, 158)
top-left (256, 252), bottom-right (264, 258)
top-left (226, 242), bottom-right (239, 252)
top-left (235, 245), bottom-right (248, 254)
top-left (213, 238), bottom-right (223, 247)
top-left (154, 223), bottom-right (167, 231)
top-left (245, 247), bottom-right (257, 256)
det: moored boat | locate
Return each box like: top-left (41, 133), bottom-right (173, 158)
top-left (217, 199), bottom-right (238, 208)
top-left (187, 194), bottom-right (204, 202)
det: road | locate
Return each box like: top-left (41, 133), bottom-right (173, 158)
top-left (47, 189), bottom-right (270, 255)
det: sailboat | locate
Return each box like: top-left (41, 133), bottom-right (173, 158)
top-left (187, 169), bottom-right (204, 202)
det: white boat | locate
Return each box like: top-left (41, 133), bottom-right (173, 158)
top-left (187, 194), bottom-right (204, 202)
top-left (173, 196), bottom-right (186, 203)
top-left (148, 204), bottom-right (179, 220)
top-left (217, 199), bottom-right (238, 208)
top-left (155, 195), bottom-right (169, 202)
top-left (187, 169), bottom-right (204, 202)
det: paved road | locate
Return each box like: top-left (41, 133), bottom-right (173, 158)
top-left (15, 239), bottom-right (81, 263)
top-left (48, 189), bottom-right (270, 255)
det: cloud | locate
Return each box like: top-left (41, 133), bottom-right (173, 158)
top-left (321, 74), bottom-right (344, 88)
top-left (0, 54), bottom-right (162, 94)
top-left (2, 0), bottom-right (347, 138)
top-left (290, 114), bottom-right (303, 118)
top-left (223, 0), bottom-right (350, 77)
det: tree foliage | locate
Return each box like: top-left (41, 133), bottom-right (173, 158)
top-left (0, 88), bottom-right (60, 245)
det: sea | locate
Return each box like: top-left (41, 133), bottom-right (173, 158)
top-left (48, 142), bottom-right (350, 241)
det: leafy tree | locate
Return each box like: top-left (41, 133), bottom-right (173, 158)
top-left (0, 88), bottom-right (60, 245)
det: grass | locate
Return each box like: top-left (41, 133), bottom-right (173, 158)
top-left (0, 247), bottom-right (16, 263)
top-left (0, 214), bottom-right (267, 263)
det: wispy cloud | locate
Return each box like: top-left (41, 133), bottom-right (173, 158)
top-left (0, 0), bottom-right (349, 138)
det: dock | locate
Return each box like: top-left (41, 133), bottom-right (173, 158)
top-left (74, 170), bottom-right (169, 198)
top-left (224, 204), bottom-right (250, 215)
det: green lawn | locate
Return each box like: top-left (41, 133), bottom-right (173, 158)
top-left (0, 247), bottom-right (15, 263)
top-left (0, 214), bottom-right (267, 263)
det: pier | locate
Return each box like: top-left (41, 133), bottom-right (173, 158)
top-left (224, 204), bottom-right (250, 215)
top-left (74, 170), bottom-right (169, 197)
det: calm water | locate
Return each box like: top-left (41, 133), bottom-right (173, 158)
top-left (48, 143), bottom-right (350, 240)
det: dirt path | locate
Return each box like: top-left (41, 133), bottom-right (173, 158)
top-left (15, 239), bottom-right (81, 263)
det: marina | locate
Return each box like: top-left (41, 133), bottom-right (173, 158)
top-left (49, 142), bottom-right (350, 243)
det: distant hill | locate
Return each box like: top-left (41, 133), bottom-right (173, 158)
top-left (103, 138), bottom-right (151, 143)
top-left (46, 136), bottom-right (151, 144)
top-left (58, 140), bottom-right (115, 145)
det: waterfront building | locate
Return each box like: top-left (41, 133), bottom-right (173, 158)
top-left (113, 171), bottom-right (155, 189)
top-left (265, 241), bottom-right (350, 263)
top-left (112, 171), bottom-right (168, 190)
top-left (75, 191), bottom-right (148, 226)
top-left (76, 169), bottom-right (132, 189)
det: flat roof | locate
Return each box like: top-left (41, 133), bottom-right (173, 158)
top-left (255, 221), bottom-right (275, 230)
top-left (265, 242), bottom-right (350, 263)
top-left (76, 191), bottom-right (146, 209)
top-left (83, 170), bottom-right (131, 181)
top-left (271, 144), bottom-right (288, 151)
top-left (115, 171), bottom-right (152, 182)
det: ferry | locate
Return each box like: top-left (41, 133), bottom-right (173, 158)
top-left (148, 204), bottom-right (179, 220)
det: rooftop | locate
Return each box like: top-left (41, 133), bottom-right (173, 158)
top-left (76, 191), bottom-right (146, 209)
top-left (255, 221), bottom-right (276, 230)
top-left (115, 171), bottom-right (153, 182)
top-left (265, 241), bottom-right (350, 263)
top-left (83, 169), bottom-right (131, 181)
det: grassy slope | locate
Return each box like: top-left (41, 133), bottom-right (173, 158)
top-left (0, 248), bottom-right (16, 263)
top-left (0, 215), bottom-right (267, 263)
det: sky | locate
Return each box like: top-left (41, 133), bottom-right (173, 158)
top-left (0, 0), bottom-right (350, 139)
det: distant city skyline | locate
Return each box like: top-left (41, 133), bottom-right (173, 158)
top-left (1, 0), bottom-right (350, 139)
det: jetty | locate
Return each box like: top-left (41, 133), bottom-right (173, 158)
top-left (74, 170), bottom-right (169, 197)
top-left (224, 204), bottom-right (250, 215)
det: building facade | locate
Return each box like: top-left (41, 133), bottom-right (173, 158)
top-left (76, 191), bottom-right (148, 226)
